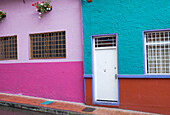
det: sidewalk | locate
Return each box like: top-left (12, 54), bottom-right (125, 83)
top-left (0, 93), bottom-right (154, 115)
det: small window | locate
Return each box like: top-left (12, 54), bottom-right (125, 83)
top-left (0, 36), bottom-right (17, 60)
top-left (95, 36), bottom-right (116, 48)
top-left (30, 31), bottom-right (66, 59)
top-left (144, 30), bottom-right (170, 74)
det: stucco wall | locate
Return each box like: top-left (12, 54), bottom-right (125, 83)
top-left (0, 0), bottom-right (84, 103)
top-left (82, 0), bottom-right (170, 75)
top-left (0, 0), bottom-right (83, 63)
top-left (82, 0), bottom-right (170, 113)
top-left (0, 62), bottom-right (84, 102)
top-left (84, 78), bottom-right (170, 114)
top-left (119, 78), bottom-right (170, 114)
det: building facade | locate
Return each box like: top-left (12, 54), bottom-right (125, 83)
top-left (0, 0), bottom-right (84, 103)
top-left (1, 0), bottom-right (170, 114)
top-left (82, 0), bottom-right (170, 114)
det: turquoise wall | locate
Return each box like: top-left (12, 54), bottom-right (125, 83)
top-left (82, 0), bottom-right (170, 75)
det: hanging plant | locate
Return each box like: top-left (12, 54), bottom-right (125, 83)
top-left (32, 0), bottom-right (52, 18)
top-left (0, 10), bottom-right (6, 22)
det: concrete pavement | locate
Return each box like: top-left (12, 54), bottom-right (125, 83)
top-left (0, 93), bottom-right (156, 115)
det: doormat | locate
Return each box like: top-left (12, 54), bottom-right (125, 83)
top-left (82, 107), bottom-right (96, 112)
top-left (40, 101), bottom-right (53, 105)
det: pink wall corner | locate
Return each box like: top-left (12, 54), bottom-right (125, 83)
top-left (0, 61), bottom-right (84, 103)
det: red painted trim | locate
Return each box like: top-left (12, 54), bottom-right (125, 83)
top-left (119, 79), bottom-right (170, 114)
top-left (85, 78), bottom-right (170, 114)
top-left (84, 78), bottom-right (119, 108)
top-left (88, 0), bottom-right (92, 2)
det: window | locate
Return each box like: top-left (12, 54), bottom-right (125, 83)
top-left (95, 36), bottom-right (116, 48)
top-left (30, 31), bottom-right (66, 59)
top-left (144, 30), bottom-right (170, 74)
top-left (0, 36), bottom-right (17, 60)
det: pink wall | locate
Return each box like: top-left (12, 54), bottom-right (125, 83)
top-left (0, 0), bottom-right (84, 102)
top-left (0, 0), bottom-right (83, 63)
top-left (0, 61), bottom-right (84, 103)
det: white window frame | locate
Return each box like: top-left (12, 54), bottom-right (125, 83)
top-left (144, 30), bottom-right (170, 74)
top-left (94, 35), bottom-right (117, 50)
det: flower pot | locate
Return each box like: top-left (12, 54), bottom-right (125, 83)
top-left (2, 14), bottom-right (6, 18)
top-left (46, 6), bottom-right (52, 11)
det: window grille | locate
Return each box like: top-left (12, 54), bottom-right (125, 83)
top-left (30, 31), bottom-right (66, 59)
top-left (95, 36), bottom-right (116, 48)
top-left (0, 36), bottom-right (17, 60)
top-left (145, 31), bottom-right (170, 74)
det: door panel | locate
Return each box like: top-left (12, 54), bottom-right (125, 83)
top-left (94, 49), bottom-right (118, 102)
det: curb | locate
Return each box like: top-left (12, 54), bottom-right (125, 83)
top-left (0, 101), bottom-right (89, 115)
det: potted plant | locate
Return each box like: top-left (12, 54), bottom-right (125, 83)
top-left (0, 10), bottom-right (6, 22)
top-left (32, 0), bottom-right (52, 18)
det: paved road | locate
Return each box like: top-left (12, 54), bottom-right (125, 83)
top-left (0, 106), bottom-right (55, 115)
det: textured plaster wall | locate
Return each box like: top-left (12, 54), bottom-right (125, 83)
top-left (0, 0), bottom-right (83, 63)
top-left (0, 0), bottom-right (84, 103)
top-left (82, 0), bottom-right (170, 75)
top-left (0, 62), bottom-right (84, 102)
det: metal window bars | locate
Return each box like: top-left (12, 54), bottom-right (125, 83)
top-left (95, 36), bottom-right (116, 48)
top-left (0, 36), bottom-right (17, 60)
top-left (30, 31), bottom-right (66, 59)
top-left (145, 31), bottom-right (170, 74)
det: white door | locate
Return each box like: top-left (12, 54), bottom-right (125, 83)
top-left (93, 36), bottom-right (118, 102)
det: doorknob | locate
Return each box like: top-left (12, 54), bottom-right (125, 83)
top-left (115, 74), bottom-right (118, 79)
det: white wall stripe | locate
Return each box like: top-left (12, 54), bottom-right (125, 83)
top-left (0, 60), bottom-right (83, 64)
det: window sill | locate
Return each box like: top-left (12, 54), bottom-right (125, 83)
top-left (118, 74), bottom-right (170, 78)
